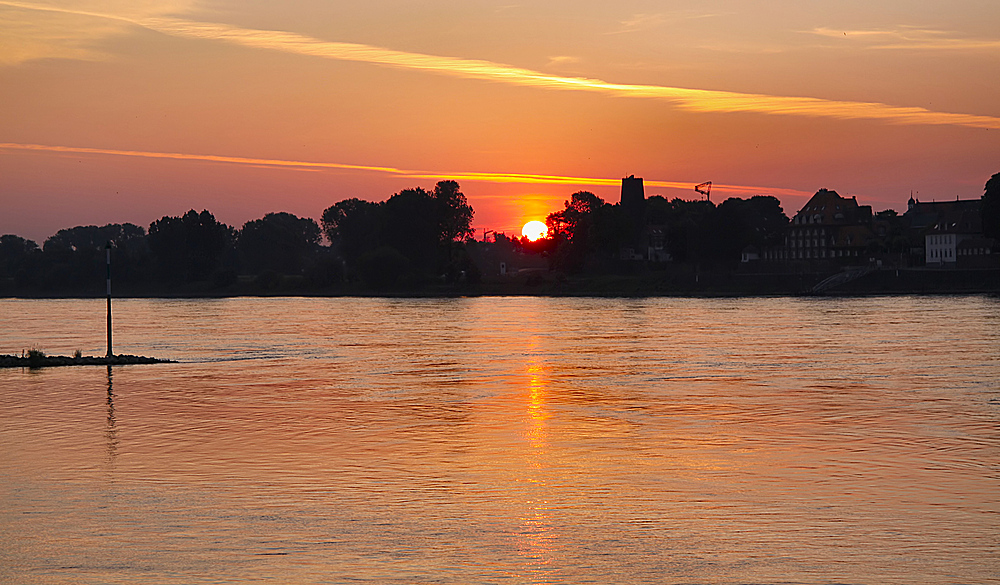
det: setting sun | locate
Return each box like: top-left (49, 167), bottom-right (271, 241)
top-left (522, 220), bottom-right (548, 241)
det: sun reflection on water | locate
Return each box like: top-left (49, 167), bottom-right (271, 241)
top-left (514, 342), bottom-right (562, 581)
top-left (526, 361), bottom-right (548, 450)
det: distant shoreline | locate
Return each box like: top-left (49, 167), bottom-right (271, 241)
top-left (3, 268), bottom-right (998, 299)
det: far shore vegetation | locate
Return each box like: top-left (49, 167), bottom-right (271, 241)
top-left (3, 174), bottom-right (999, 297)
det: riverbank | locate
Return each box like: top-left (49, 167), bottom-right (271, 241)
top-left (3, 268), bottom-right (998, 298)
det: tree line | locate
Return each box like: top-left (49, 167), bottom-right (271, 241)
top-left (4, 173), bottom-right (995, 295)
top-left (0, 182), bottom-right (810, 294)
top-left (535, 190), bottom-right (789, 272)
top-left (0, 180), bottom-right (475, 294)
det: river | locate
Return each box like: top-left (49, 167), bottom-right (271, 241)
top-left (1, 296), bottom-right (998, 584)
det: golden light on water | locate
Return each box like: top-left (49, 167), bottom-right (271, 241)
top-left (1, 297), bottom-right (997, 581)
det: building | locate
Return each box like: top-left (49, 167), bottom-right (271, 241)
top-left (618, 175), bottom-right (672, 261)
top-left (620, 175), bottom-right (645, 213)
top-left (957, 237), bottom-right (997, 268)
top-left (774, 189), bottom-right (874, 263)
top-left (903, 197), bottom-right (994, 267)
top-left (740, 245), bottom-right (760, 263)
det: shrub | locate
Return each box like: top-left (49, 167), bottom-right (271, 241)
top-left (27, 348), bottom-right (45, 367)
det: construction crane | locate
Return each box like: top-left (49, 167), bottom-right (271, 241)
top-left (695, 182), bottom-right (712, 201)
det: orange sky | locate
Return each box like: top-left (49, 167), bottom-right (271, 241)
top-left (2, 1), bottom-right (998, 242)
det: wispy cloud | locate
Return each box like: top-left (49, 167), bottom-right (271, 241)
top-left (807, 26), bottom-right (1000, 51)
top-left (606, 10), bottom-right (724, 35)
top-left (546, 55), bottom-right (580, 67)
top-left (609, 12), bottom-right (669, 34)
top-left (3, 1), bottom-right (999, 129)
top-left (116, 16), bottom-right (1000, 129)
top-left (0, 141), bottom-right (814, 201)
top-left (0, 141), bottom-right (409, 175)
top-left (0, 0), bottom-right (195, 64)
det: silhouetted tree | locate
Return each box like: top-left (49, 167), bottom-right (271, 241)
top-left (321, 181), bottom-right (476, 282)
top-left (432, 180), bottom-right (475, 243)
top-left (431, 180), bottom-right (476, 282)
top-left (546, 191), bottom-right (647, 271)
top-left (713, 196), bottom-right (789, 265)
top-left (381, 187), bottom-right (439, 276)
top-left (32, 223), bottom-right (150, 290)
top-left (546, 191), bottom-right (605, 243)
top-left (104, 224), bottom-right (152, 284)
top-left (0, 234), bottom-right (39, 282)
top-left (238, 212), bottom-right (320, 275)
top-left (359, 245), bottom-right (410, 288)
top-left (148, 210), bottom-right (234, 282)
top-left (545, 191), bottom-right (605, 272)
top-left (644, 197), bottom-right (716, 264)
top-left (321, 198), bottom-right (381, 267)
top-left (983, 172), bottom-right (1000, 240)
top-left (43, 223), bottom-right (144, 254)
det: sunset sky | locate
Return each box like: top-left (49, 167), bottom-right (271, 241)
top-left (2, 0), bottom-right (998, 243)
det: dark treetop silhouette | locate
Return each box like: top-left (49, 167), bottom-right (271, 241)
top-left (1, 175), bottom-right (997, 296)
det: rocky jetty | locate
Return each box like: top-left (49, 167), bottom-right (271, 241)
top-left (0, 354), bottom-right (175, 368)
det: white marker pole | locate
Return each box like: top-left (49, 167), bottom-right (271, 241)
top-left (106, 242), bottom-right (113, 358)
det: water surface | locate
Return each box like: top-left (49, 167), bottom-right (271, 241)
top-left (1, 296), bottom-right (998, 584)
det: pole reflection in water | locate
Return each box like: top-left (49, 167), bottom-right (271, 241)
top-left (105, 364), bottom-right (118, 465)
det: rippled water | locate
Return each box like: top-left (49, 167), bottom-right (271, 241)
top-left (1, 296), bottom-right (998, 584)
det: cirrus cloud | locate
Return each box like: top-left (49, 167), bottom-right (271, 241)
top-left (808, 26), bottom-right (1000, 51)
top-left (0, 0), bottom-right (195, 64)
top-left (0, 141), bottom-right (815, 202)
top-left (2, 1), bottom-right (999, 129)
